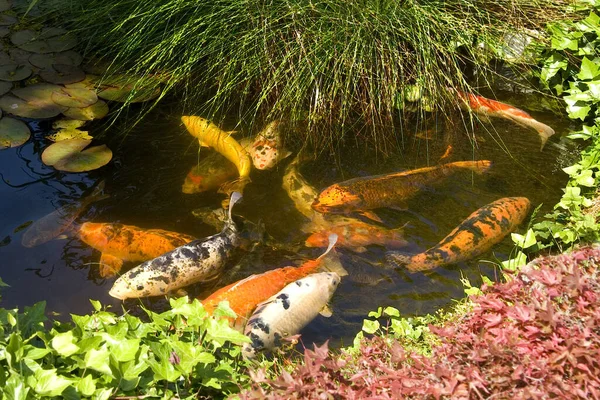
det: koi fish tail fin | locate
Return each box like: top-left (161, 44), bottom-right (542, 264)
top-left (384, 251), bottom-right (411, 269)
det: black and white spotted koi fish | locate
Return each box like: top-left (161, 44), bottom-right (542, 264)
top-left (109, 192), bottom-right (243, 300)
top-left (242, 271), bottom-right (340, 359)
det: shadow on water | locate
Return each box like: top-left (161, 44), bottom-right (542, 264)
top-left (0, 99), bottom-right (581, 348)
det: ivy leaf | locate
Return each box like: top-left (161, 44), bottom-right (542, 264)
top-left (362, 319), bottom-right (380, 334)
top-left (76, 374), bottom-right (97, 397)
top-left (541, 53), bottom-right (568, 82)
top-left (501, 251), bottom-right (527, 271)
top-left (3, 374), bottom-right (29, 400)
top-left (51, 331), bottom-right (80, 357)
top-left (90, 299), bottom-right (102, 312)
top-left (383, 307), bottom-right (400, 318)
top-left (84, 345), bottom-right (114, 377)
top-left (511, 229), bottom-right (538, 249)
top-left (110, 338), bottom-right (140, 362)
top-left (33, 368), bottom-right (73, 397)
top-left (566, 102), bottom-right (591, 120)
top-left (577, 57), bottom-right (600, 80)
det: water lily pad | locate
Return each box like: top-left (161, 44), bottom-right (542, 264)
top-left (0, 1), bottom-right (11, 12)
top-left (46, 128), bottom-right (92, 142)
top-left (12, 83), bottom-right (62, 103)
top-left (0, 27), bottom-right (9, 38)
top-left (62, 99), bottom-right (108, 121)
top-left (0, 14), bottom-right (16, 26)
top-left (11, 29), bottom-right (78, 54)
top-left (0, 81), bottom-right (11, 96)
top-left (98, 84), bottom-right (160, 103)
top-left (42, 138), bottom-right (112, 172)
top-left (29, 50), bottom-right (83, 69)
top-left (8, 48), bottom-right (32, 65)
top-left (51, 87), bottom-right (97, 108)
top-left (40, 64), bottom-right (85, 84)
top-left (0, 94), bottom-right (65, 118)
top-left (0, 64), bottom-right (31, 81)
top-left (0, 117), bottom-right (30, 149)
top-left (52, 118), bottom-right (86, 130)
top-left (65, 74), bottom-right (100, 91)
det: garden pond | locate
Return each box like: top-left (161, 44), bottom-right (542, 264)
top-left (0, 102), bottom-right (580, 348)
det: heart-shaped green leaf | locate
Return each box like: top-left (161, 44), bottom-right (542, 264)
top-left (42, 138), bottom-right (112, 172)
top-left (62, 99), bottom-right (109, 121)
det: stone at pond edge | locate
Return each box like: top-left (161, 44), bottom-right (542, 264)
top-left (62, 100), bottom-right (109, 121)
top-left (0, 94), bottom-right (65, 119)
top-left (41, 138), bottom-right (112, 172)
top-left (0, 116), bottom-right (29, 149)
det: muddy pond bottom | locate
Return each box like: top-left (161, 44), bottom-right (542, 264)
top-left (0, 106), bottom-right (579, 349)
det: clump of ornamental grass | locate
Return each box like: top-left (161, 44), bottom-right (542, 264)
top-left (241, 245), bottom-right (600, 399)
top-left (44, 0), bottom-right (573, 150)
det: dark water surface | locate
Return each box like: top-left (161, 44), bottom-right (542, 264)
top-left (0, 103), bottom-right (579, 348)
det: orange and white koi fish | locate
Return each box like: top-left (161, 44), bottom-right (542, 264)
top-left (457, 91), bottom-right (555, 149)
top-left (79, 222), bottom-right (196, 277)
top-left (312, 160), bottom-right (492, 222)
top-left (181, 116), bottom-right (252, 197)
top-left (22, 180), bottom-right (109, 248)
top-left (386, 197), bottom-right (531, 272)
top-left (305, 222), bottom-right (407, 252)
top-left (201, 234), bottom-right (345, 330)
top-left (181, 152), bottom-right (238, 194)
top-left (249, 120), bottom-right (291, 170)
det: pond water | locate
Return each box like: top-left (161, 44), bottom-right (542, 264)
top-left (0, 101), bottom-right (579, 349)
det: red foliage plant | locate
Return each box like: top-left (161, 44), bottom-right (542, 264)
top-left (239, 246), bottom-right (600, 399)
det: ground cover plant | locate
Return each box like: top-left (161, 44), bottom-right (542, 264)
top-left (240, 245), bottom-right (600, 399)
top-left (44, 0), bottom-right (571, 149)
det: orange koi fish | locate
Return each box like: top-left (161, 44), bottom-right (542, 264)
top-left (386, 197), bottom-right (531, 272)
top-left (181, 152), bottom-right (238, 194)
top-left (306, 221), bottom-right (407, 252)
top-left (201, 234), bottom-right (346, 330)
top-left (181, 116), bottom-right (252, 198)
top-left (79, 222), bottom-right (195, 277)
top-left (457, 91), bottom-right (555, 149)
top-left (312, 160), bottom-right (492, 222)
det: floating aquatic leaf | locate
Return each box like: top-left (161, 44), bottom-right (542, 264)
top-left (0, 1), bottom-right (10, 12)
top-left (0, 95), bottom-right (65, 118)
top-left (0, 14), bottom-right (16, 26)
top-left (65, 74), bottom-right (100, 91)
top-left (40, 64), bottom-right (85, 85)
top-left (51, 87), bottom-right (97, 108)
top-left (0, 27), bottom-right (9, 38)
top-left (10, 29), bottom-right (36, 46)
top-left (42, 138), bottom-right (112, 172)
top-left (11, 28), bottom-right (78, 54)
top-left (0, 117), bottom-right (30, 149)
top-left (0, 64), bottom-right (31, 81)
top-left (12, 83), bottom-right (62, 103)
top-left (97, 75), bottom-right (161, 103)
top-left (8, 48), bottom-right (32, 65)
top-left (47, 128), bottom-right (92, 142)
top-left (52, 118), bottom-right (86, 130)
top-left (62, 99), bottom-right (108, 121)
top-left (0, 81), bottom-right (11, 96)
top-left (29, 50), bottom-right (83, 69)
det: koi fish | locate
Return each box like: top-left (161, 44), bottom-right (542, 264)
top-left (249, 121), bottom-right (291, 170)
top-left (21, 180), bottom-right (109, 248)
top-left (109, 192), bottom-right (244, 300)
top-left (386, 196), bottom-right (531, 272)
top-left (79, 223), bottom-right (196, 278)
top-left (457, 91), bottom-right (555, 150)
top-left (201, 234), bottom-right (345, 330)
top-left (181, 152), bottom-right (238, 194)
top-left (181, 116), bottom-right (252, 197)
top-left (242, 271), bottom-right (341, 359)
top-left (305, 222), bottom-right (407, 252)
top-left (312, 160), bottom-right (492, 222)
top-left (281, 152), bottom-right (327, 224)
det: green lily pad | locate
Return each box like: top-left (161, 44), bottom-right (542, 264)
top-left (98, 84), bottom-right (160, 103)
top-left (62, 99), bottom-right (108, 121)
top-left (52, 118), bottom-right (86, 130)
top-left (12, 83), bottom-right (62, 103)
top-left (0, 14), bottom-right (16, 26)
top-left (46, 128), bottom-right (92, 142)
top-left (0, 117), bottom-right (30, 149)
top-left (29, 50), bottom-right (83, 69)
top-left (0, 94), bottom-right (65, 119)
top-left (0, 1), bottom-right (11, 12)
top-left (0, 81), bottom-right (11, 96)
top-left (40, 64), bottom-right (85, 84)
top-left (65, 74), bottom-right (101, 91)
top-left (52, 87), bottom-right (97, 108)
top-left (42, 138), bottom-right (112, 172)
top-left (11, 29), bottom-right (78, 54)
top-left (0, 27), bottom-right (9, 38)
top-left (0, 64), bottom-right (31, 81)
top-left (8, 48), bottom-right (32, 65)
